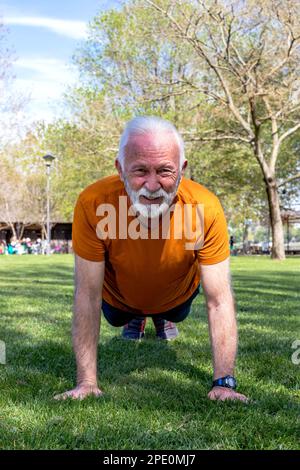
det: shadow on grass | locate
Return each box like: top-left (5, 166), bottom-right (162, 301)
top-left (232, 270), bottom-right (299, 294)
top-left (1, 318), bottom-right (299, 449)
top-left (1, 257), bottom-right (299, 448)
top-left (1, 325), bottom-right (299, 406)
top-left (1, 329), bottom-right (211, 407)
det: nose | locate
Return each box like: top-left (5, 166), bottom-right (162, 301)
top-left (144, 173), bottom-right (161, 193)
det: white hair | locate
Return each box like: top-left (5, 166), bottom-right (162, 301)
top-left (117, 116), bottom-right (186, 171)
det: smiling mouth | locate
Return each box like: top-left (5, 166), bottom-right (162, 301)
top-left (140, 195), bottom-right (163, 204)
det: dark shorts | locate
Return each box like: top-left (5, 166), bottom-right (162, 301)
top-left (101, 285), bottom-right (200, 327)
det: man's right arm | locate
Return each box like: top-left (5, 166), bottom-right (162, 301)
top-left (54, 254), bottom-right (105, 400)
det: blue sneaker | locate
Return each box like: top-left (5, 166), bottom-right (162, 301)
top-left (122, 316), bottom-right (147, 340)
top-left (152, 317), bottom-right (179, 340)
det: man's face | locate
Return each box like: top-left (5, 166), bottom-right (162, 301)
top-left (116, 132), bottom-right (186, 219)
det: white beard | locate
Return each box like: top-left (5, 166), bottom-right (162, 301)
top-left (123, 176), bottom-right (181, 226)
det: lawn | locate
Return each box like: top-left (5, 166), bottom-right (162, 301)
top-left (0, 255), bottom-right (299, 450)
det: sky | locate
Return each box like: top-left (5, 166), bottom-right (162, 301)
top-left (0, 0), bottom-right (121, 127)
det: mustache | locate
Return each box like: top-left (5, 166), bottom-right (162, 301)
top-left (136, 187), bottom-right (169, 199)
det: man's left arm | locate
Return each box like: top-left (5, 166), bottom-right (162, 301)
top-left (199, 257), bottom-right (248, 402)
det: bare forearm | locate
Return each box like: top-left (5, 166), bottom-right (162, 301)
top-left (207, 295), bottom-right (237, 379)
top-left (72, 291), bottom-right (101, 385)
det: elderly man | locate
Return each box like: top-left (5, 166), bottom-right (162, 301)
top-left (54, 116), bottom-right (248, 403)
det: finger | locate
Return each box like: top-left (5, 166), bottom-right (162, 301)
top-left (208, 390), bottom-right (249, 403)
top-left (216, 394), bottom-right (231, 401)
top-left (83, 387), bottom-right (104, 398)
top-left (54, 388), bottom-right (103, 401)
top-left (234, 393), bottom-right (249, 403)
top-left (53, 391), bottom-right (75, 401)
top-left (220, 392), bottom-right (248, 402)
top-left (207, 391), bottom-right (218, 400)
top-left (221, 393), bottom-right (249, 403)
top-left (74, 392), bottom-right (102, 400)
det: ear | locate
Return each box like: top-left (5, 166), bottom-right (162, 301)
top-left (115, 159), bottom-right (124, 181)
top-left (181, 160), bottom-right (188, 175)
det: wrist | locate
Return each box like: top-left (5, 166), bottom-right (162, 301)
top-left (77, 377), bottom-right (98, 387)
top-left (213, 369), bottom-right (234, 380)
top-left (212, 375), bottom-right (237, 390)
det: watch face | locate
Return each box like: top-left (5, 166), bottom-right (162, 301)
top-left (226, 376), bottom-right (236, 388)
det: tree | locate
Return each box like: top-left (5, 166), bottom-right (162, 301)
top-left (139, 0), bottom-right (300, 259)
top-left (75, 0), bottom-right (295, 258)
top-left (0, 145), bottom-right (50, 239)
top-left (7, 89), bottom-right (121, 223)
top-left (0, 20), bottom-right (27, 148)
top-left (42, 89), bottom-right (121, 220)
top-left (0, 154), bottom-right (19, 237)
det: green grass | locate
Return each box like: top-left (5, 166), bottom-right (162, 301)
top-left (0, 254), bottom-right (299, 450)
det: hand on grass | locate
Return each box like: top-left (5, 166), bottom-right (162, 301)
top-left (208, 386), bottom-right (248, 403)
top-left (54, 382), bottom-right (103, 401)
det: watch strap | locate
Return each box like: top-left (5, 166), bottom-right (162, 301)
top-left (212, 375), bottom-right (237, 389)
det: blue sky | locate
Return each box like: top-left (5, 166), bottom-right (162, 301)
top-left (1, 0), bottom-right (121, 126)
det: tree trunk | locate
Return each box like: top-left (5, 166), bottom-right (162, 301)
top-left (265, 180), bottom-right (286, 260)
top-left (15, 222), bottom-right (21, 239)
top-left (41, 224), bottom-right (47, 240)
top-left (19, 224), bottom-right (25, 240)
top-left (10, 223), bottom-right (16, 239)
top-left (242, 221), bottom-right (249, 254)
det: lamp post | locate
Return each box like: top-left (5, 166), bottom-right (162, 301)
top-left (43, 154), bottom-right (55, 255)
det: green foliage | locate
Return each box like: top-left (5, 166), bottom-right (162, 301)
top-left (72, 1), bottom-right (273, 223)
top-left (5, 0), bottom-right (300, 228)
top-left (6, 90), bottom-right (120, 221)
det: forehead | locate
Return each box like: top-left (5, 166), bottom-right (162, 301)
top-left (124, 132), bottom-right (180, 168)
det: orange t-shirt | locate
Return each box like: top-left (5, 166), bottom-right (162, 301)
top-left (72, 175), bottom-right (229, 314)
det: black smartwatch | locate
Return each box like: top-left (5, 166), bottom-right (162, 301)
top-left (212, 375), bottom-right (237, 390)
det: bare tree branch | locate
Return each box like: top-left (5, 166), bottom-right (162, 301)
top-left (279, 122), bottom-right (300, 144)
top-left (145, 0), bottom-right (255, 138)
top-left (277, 172), bottom-right (300, 188)
top-left (263, 97), bottom-right (280, 172)
top-left (181, 132), bottom-right (251, 144)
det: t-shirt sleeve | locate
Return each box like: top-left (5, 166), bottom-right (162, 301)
top-left (197, 197), bottom-right (230, 265)
top-left (72, 197), bottom-right (106, 262)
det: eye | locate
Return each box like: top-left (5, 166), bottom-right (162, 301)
top-left (159, 168), bottom-right (173, 176)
